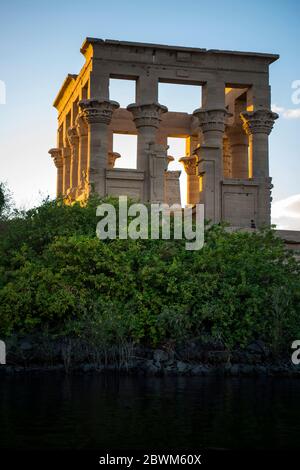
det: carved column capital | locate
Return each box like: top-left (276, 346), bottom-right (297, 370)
top-left (78, 99), bottom-right (120, 125)
top-left (240, 109), bottom-right (279, 135)
top-left (127, 102), bottom-right (168, 128)
top-left (48, 148), bottom-right (63, 168)
top-left (67, 126), bottom-right (79, 148)
top-left (166, 155), bottom-right (174, 168)
top-left (165, 170), bottom-right (181, 180)
top-left (108, 151), bottom-right (121, 169)
top-left (179, 155), bottom-right (198, 176)
top-left (75, 113), bottom-right (88, 136)
top-left (193, 108), bottom-right (232, 134)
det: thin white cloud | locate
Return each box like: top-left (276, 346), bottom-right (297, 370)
top-left (272, 104), bottom-right (300, 119)
top-left (282, 108), bottom-right (300, 119)
top-left (272, 194), bottom-right (300, 230)
top-left (272, 104), bottom-right (284, 114)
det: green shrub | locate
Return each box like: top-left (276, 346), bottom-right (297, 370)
top-left (0, 194), bottom-right (299, 353)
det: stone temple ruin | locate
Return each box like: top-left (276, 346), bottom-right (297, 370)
top-left (49, 37), bottom-right (280, 229)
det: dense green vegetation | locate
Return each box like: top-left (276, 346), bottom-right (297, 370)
top-left (0, 183), bottom-right (299, 354)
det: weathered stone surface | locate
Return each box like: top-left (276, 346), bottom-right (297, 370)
top-left (48, 38), bottom-right (284, 232)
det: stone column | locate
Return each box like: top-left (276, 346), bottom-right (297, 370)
top-left (193, 108), bottom-right (231, 146)
top-left (79, 99), bottom-right (120, 197)
top-left (179, 155), bottom-right (199, 205)
top-left (240, 109), bottom-right (278, 178)
top-left (67, 126), bottom-right (79, 199)
top-left (108, 129), bottom-right (113, 154)
top-left (186, 135), bottom-right (200, 157)
top-left (193, 107), bottom-right (231, 223)
top-left (226, 97), bottom-right (249, 179)
top-left (240, 108), bottom-right (278, 226)
top-left (127, 102), bottom-right (167, 201)
top-left (57, 125), bottom-right (64, 149)
top-left (223, 135), bottom-right (232, 178)
top-left (48, 148), bottom-right (63, 196)
top-left (75, 113), bottom-right (88, 196)
top-left (147, 143), bottom-right (169, 203)
top-left (226, 124), bottom-right (249, 179)
top-left (62, 146), bottom-right (71, 195)
top-left (157, 131), bottom-right (168, 147)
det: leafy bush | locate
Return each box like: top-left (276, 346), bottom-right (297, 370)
top-left (0, 182), bottom-right (14, 220)
top-left (0, 193), bottom-right (299, 353)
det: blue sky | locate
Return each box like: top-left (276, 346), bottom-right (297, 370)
top-left (0, 0), bottom-right (299, 228)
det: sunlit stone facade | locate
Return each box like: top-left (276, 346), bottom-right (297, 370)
top-left (50, 38), bottom-right (279, 228)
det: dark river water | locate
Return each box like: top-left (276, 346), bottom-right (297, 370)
top-left (0, 375), bottom-right (300, 450)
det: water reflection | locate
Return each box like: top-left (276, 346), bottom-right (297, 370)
top-left (0, 375), bottom-right (299, 450)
